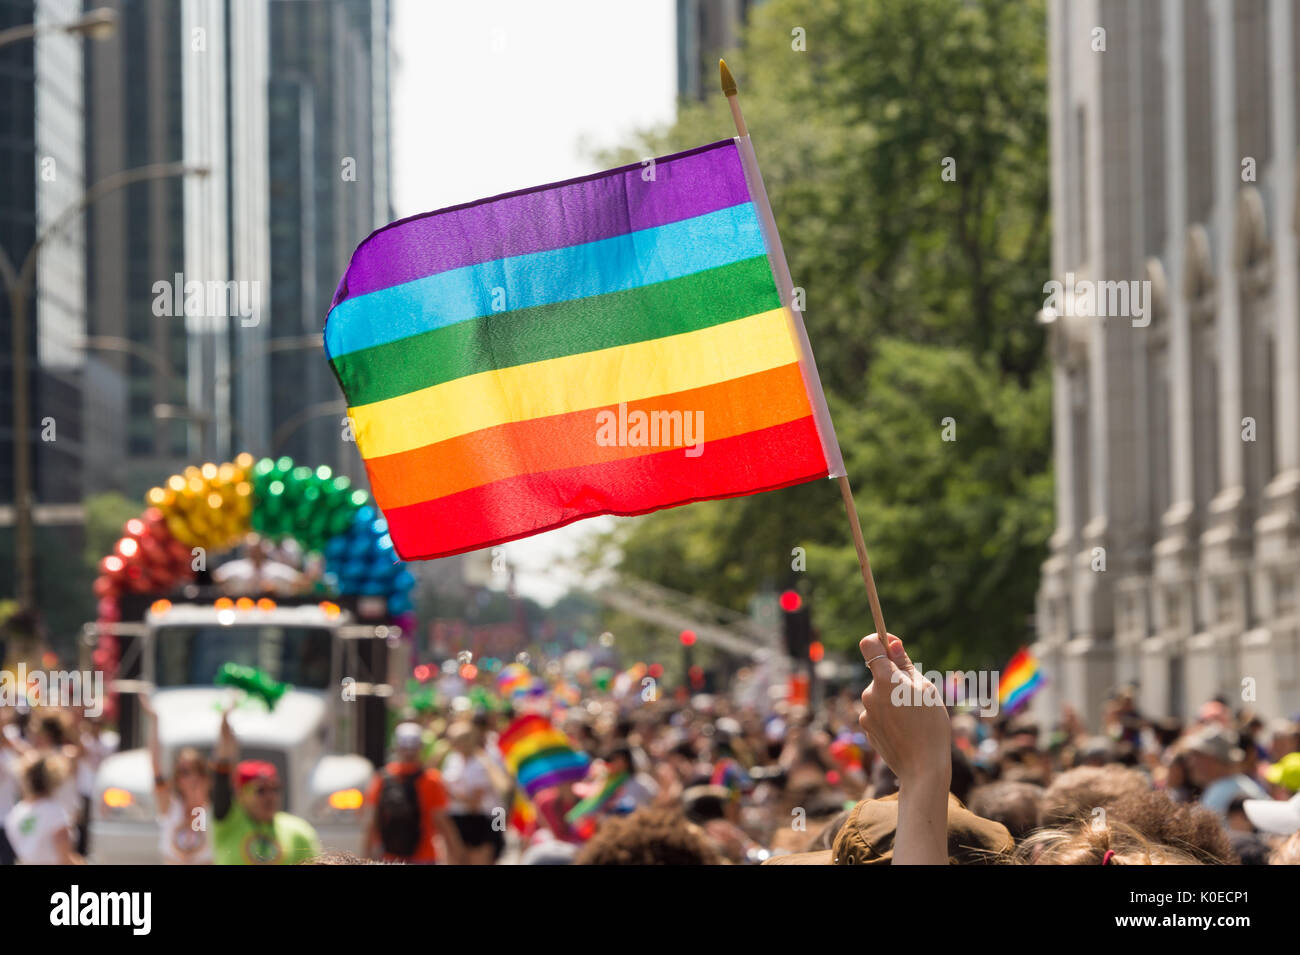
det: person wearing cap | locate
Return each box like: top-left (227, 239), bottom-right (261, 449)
top-left (211, 706), bottom-right (321, 865)
top-left (1184, 724), bottom-right (1268, 816)
top-left (364, 722), bottom-right (464, 864)
top-left (1242, 750), bottom-right (1300, 840)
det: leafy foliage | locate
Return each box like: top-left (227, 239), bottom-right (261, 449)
top-left (590, 0), bottom-right (1052, 669)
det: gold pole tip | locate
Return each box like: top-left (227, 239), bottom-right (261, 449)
top-left (719, 59), bottom-right (737, 96)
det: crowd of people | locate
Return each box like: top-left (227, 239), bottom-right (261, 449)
top-left (3, 630), bottom-right (1300, 865)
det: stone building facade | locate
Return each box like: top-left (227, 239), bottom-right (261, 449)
top-left (1035, 0), bottom-right (1300, 726)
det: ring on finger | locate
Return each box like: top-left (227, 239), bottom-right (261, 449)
top-left (865, 654), bottom-right (887, 667)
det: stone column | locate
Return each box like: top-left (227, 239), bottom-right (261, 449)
top-left (1189, 0), bottom-right (1250, 710)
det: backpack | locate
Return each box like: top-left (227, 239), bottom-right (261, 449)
top-left (375, 768), bottom-right (422, 857)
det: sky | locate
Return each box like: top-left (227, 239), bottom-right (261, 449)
top-left (391, 0), bottom-right (678, 603)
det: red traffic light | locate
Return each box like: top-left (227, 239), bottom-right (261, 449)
top-left (679, 629), bottom-right (697, 647)
top-left (779, 590), bottom-right (802, 612)
top-left (808, 640), bottom-right (824, 663)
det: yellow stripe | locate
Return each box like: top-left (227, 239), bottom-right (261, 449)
top-left (349, 308), bottom-right (799, 459)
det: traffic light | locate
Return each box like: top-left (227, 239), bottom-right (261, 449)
top-left (679, 629), bottom-right (697, 647)
top-left (781, 589), bottom-right (811, 659)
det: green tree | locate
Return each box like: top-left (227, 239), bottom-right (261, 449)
top-left (592, 0), bottom-right (1051, 668)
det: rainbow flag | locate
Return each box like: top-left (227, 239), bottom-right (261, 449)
top-left (998, 648), bottom-right (1045, 714)
top-left (564, 770), bottom-right (630, 825)
top-left (326, 138), bottom-right (845, 560)
top-left (498, 714), bottom-right (590, 799)
top-left (496, 662), bottom-right (532, 698)
top-left (507, 789), bottom-right (537, 837)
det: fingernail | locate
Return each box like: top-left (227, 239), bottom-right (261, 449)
top-left (887, 635), bottom-right (904, 656)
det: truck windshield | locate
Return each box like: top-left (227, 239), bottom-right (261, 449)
top-left (153, 625), bottom-right (332, 690)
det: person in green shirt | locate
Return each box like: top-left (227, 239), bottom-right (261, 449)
top-left (211, 707), bottom-right (321, 865)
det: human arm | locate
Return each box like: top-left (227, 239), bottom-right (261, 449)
top-left (140, 694), bottom-right (170, 814)
top-left (857, 632), bottom-right (951, 865)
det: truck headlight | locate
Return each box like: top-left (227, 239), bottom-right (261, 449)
top-left (313, 787), bottom-right (366, 823)
top-left (98, 787), bottom-right (153, 822)
top-left (327, 788), bottom-right (364, 811)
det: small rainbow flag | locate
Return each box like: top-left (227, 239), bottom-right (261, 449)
top-left (507, 789), bottom-right (537, 836)
top-left (564, 770), bottom-right (629, 825)
top-left (496, 662), bottom-right (532, 698)
top-left (498, 714), bottom-right (590, 799)
top-left (998, 648), bottom-right (1045, 714)
top-left (326, 138), bottom-right (844, 561)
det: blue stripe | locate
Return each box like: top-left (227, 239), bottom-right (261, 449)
top-left (517, 750), bottom-right (589, 787)
top-left (325, 202), bottom-right (765, 359)
top-left (1002, 674), bottom-right (1044, 712)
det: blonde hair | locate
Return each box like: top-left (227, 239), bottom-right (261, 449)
top-left (1013, 820), bottom-right (1203, 865)
top-left (1270, 830), bottom-right (1300, 865)
top-left (18, 751), bottom-right (70, 800)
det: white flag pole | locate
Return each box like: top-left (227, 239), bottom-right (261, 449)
top-left (720, 59), bottom-right (889, 642)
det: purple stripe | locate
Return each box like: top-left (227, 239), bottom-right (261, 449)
top-left (331, 139), bottom-right (747, 307)
top-left (524, 764), bottom-right (590, 796)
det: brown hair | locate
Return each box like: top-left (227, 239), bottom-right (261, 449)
top-left (1013, 820), bottom-right (1203, 865)
top-left (171, 747), bottom-right (209, 796)
top-left (576, 807), bottom-right (724, 865)
top-left (967, 781), bottom-right (1044, 843)
top-left (19, 751), bottom-right (69, 800)
top-left (1105, 790), bottom-right (1236, 864)
top-left (33, 709), bottom-right (73, 747)
top-left (1040, 765), bottom-right (1150, 827)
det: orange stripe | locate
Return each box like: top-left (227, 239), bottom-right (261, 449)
top-left (363, 363), bottom-right (814, 510)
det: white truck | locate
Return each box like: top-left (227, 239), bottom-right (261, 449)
top-left (84, 596), bottom-right (404, 864)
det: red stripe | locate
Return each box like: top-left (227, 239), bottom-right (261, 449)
top-left (384, 416), bottom-right (829, 561)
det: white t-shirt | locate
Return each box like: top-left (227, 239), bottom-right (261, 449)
top-left (4, 797), bottom-right (72, 865)
top-left (0, 750), bottom-right (20, 817)
top-left (441, 751), bottom-right (504, 815)
top-left (158, 799), bottom-right (213, 865)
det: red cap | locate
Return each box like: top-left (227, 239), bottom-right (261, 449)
top-left (235, 760), bottom-right (278, 789)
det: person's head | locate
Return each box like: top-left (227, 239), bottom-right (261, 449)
top-left (575, 807), bottom-right (723, 865)
top-left (1015, 820), bottom-right (1203, 865)
top-left (1267, 720), bottom-right (1300, 761)
top-left (392, 722), bottom-right (424, 762)
top-left (1225, 795), bottom-right (1254, 833)
top-left (18, 750), bottom-right (68, 800)
top-left (603, 745), bottom-right (634, 776)
top-left (32, 708), bottom-right (73, 748)
top-left (1271, 829), bottom-right (1300, 865)
top-left (1184, 726), bottom-right (1243, 786)
top-left (949, 746), bottom-right (975, 805)
top-left (1040, 765), bottom-right (1150, 827)
top-left (966, 781), bottom-right (1044, 843)
top-left (172, 747), bottom-right (210, 803)
top-left (681, 784), bottom-right (735, 825)
top-left (445, 720), bottom-right (477, 755)
top-left (1105, 790), bottom-right (1237, 864)
top-left (235, 761), bottom-right (281, 823)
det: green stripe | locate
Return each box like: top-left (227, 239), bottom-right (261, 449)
top-left (331, 254), bottom-right (781, 407)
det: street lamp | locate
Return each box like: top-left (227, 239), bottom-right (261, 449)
top-left (1, 161), bottom-right (211, 613)
top-left (0, 7), bottom-right (119, 50)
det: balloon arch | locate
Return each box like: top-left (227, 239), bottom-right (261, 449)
top-left (92, 453), bottom-right (416, 695)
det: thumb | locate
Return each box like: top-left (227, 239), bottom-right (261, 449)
top-left (886, 633), bottom-right (915, 672)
